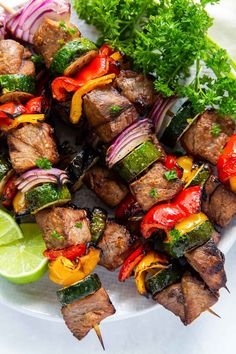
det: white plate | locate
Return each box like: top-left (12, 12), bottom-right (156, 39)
top-left (0, 0), bottom-right (236, 323)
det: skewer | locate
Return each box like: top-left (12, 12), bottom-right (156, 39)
top-left (93, 323), bottom-right (105, 351)
top-left (0, 2), bottom-right (15, 15)
top-left (208, 308), bottom-right (221, 319)
top-left (224, 285), bottom-right (230, 294)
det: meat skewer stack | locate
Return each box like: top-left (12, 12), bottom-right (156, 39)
top-left (0, 0), bottom-right (236, 348)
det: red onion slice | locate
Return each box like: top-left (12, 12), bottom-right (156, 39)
top-left (6, 0), bottom-right (71, 44)
top-left (106, 119), bottom-right (152, 168)
top-left (149, 96), bottom-right (178, 134)
top-left (0, 12), bottom-right (7, 40)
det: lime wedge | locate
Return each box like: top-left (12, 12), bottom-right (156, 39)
top-left (0, 209), bottom-right (23, 246)
top-left (0, 223), bottom-right (48, 284)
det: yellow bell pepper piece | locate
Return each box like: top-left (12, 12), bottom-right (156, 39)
top-left (13, 191), bottom-right (27, 214)
top-left (177, 156), bottom-right (194, 183)
top-left (174, 212), bottom-right (208, 236)
top-left (70, 73), bottom-right (116, 124)
top-left (110, 52), bottom-right (122, 61)
top-left (48, 248), bottom-right (100, 286)
top-left (1, 114), bottom-right (45, 131)
top-left (134, 251), bottom-right (168, 295)
top-left (229, 176), bottom-right (236, 193)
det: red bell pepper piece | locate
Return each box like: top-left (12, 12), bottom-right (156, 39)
top-left (141, 186), bottom-right (202, 239)
top-left (115, 193), bottom-right (142, 220)
top-left (43, 244), bottom-right (86, 261)
top-left (51, 77), bottom-right (82, 101)
top-left (173, 185), bottom-right (202, 216)
top-left (217, 135), bottom-right (236, 183)
top-left (99, 44), bottom-right (114, 57)
top-left (0, 102), bottom-right (26, 125)
top-left (1, 174), bottom-right (18, 208)
top-left (25, 96), bottom-right (49, 114)
top-left (118, 245), bottom-right (145, 282)
top-left (75, 55), bottom-right (109, 83)
top-left (222, 134), bottom-right (236, 155)
top-left (165, 155), bottom-right (183, 179)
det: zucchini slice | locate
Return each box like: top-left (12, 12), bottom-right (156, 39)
top-left (163, 213), bottom-right (213, 258)
top-left (161, 102), bottom-right (198, 148)
top-left (26, 183), bottom-right (71, 214)
top-left (66, 145), bottom-right (98, 192)
top-left (146, 265), bottom-right (182, 296)
top-left (90, 207), bottom-right (107, 244)
top-left (57, 274), bottom-right (102, 305)
top-left (50, 38), bottom-right (97, 76)
top-left (0, 156), bottom-right (11, 183)
top-left (114, 140), bottom-right (163, 183)
top-left (185, 163), bottom-right (211, 189)
top-left (0, 74), bottom-right (36, 95)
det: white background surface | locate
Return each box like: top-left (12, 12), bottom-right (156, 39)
top-left (1, 0), bottom-right (236, 353)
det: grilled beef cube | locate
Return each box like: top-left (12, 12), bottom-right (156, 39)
top-left (202, 175), bottom-right (236, 227)
top-left (181, 110), bottom-right (235, 165)
top-left (98, 222), bottom-right (137, 271)
top-left (130, 162), bottom-right (183, 211)
top-left (62, 287), bottom-right (115, 340)
top-left (33, 18), bottom-right (80, 67)
top-left (35, 207), bottom-right (91, 250)
top-left (181, 273), bottom-right (219, 325)
top-left (115, 70), bottom-right (156, 113)
top-left (83, 87), bottom-right (138, 143)
top-left (154, 283), bottom-right (185, 323)
top-left (0, 39), bottom-right (35, 76)
top-left (7, 123), bottom-right (59, 173)
top-left (185, 239), bottom-right (226, 291)
top-left (83, 165), bottom-right (128, 207)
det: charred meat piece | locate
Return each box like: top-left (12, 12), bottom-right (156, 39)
top-left (181, 110), bottom-right (235, 165)
top-left (185, 239), bottom-right (226, 291)
top-left (154, 283), bottom-right (185, 323)
top-left (0, 39), bottom-right (35, 76)
top-left (130, 162), bottom-right (183, 211)
top-left (33, 18), bottom-right (80, 67)
top-left (83, 86), bottom-right (138, 143)
top-left (202, 175), bottom-right (236, 227)
top-left (115, 70), bottom-right (156, 113)
top-left (98, 221), bottom-right (138, 271)
top-left (182, 273), bottom-right (219, 325)
top-left (61, 287), bottom-right (115, 340)
top-left (83, 165), bottom-right (128, 207)
top-left (35, 207), bottom-right (91, 249)
top-left (7, 123), bottom-right (59, 173)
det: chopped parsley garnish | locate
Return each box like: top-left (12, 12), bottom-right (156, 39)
top-left (110, 105), bottom-right (122, 113)
top-left (149, 188), bottom-right (159, 198)
top-left (164, 169), bottom-right (178, 181)
top-left (211, 123), bottom-right (222, 137)
top-left (35, 157), bottom-right (52, 170)
top-left (75, 222), bottom-right (83, 229)
top-left (50, 231), bottom-right (64, 240)
top-left (169, 228), bottom-right (182, 240)
top-left (59, 21), bottom-right (77, 35)
top-left (57, 39), bottom-right (66, 45)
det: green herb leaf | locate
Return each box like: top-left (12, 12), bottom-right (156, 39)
top-left (59, 20), bottom-right (77, 35)
top-left (110, 105), bottom-right (122, 113)
top-left (211, 123), bottom-right (222, 137)
top-left (35, 157), bottom-right (52, 170)
top-left (149, 188), bottom-right (159, 198)
top-left (169, 228), bottom-right (181, 240)
top-left (75, 222), bottom-right (83, 229)
top-left (50, 230), bottom-right (64, 240)
top-left (164, 169), bottom-right (178, 181)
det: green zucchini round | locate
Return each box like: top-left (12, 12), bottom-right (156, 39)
top-left (185, 163), bottom-right (211, 189)
top-left (26, 183), bottom-right (71, 214)
top-left (57, 274), bottom-right (102, 306)
top-left (50, 38), bottom-right (97, 76)
top-left (114, 140), bottom-right (163, 183)
top-left (161, 102), bottom-right (198, 148)
top-left (146, 265), bottom-right (182, 296)
top-left (163, 220), bottom-right (213, 258)
top-left (0, 74), bottom-right (36, 95)
top-left (91, 207), bottom-right (107, 244)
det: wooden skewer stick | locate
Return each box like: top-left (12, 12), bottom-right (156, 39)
top-left (208, 308), bottom-right (221, 319)
top-left (224, 285), bottom-right (230, 294)
top-left (93, 323), bottom-right (105, 351)
top-left (0, 2), bottom-right (16, 15)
